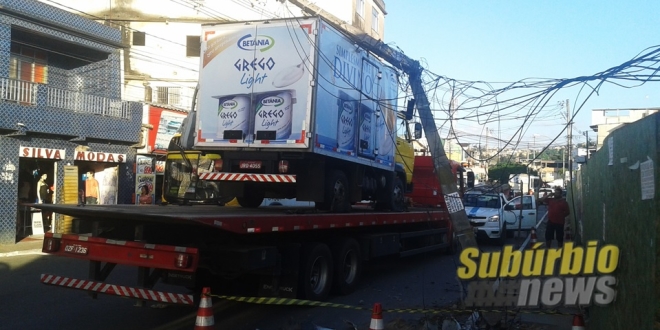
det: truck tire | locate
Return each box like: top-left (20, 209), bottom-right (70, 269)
top-left (299, 243), bottom-right (334, 301)
top-left (332, 238), bottom-right (362, 295)
top-left (319, 170), bottom-right (351, 213)
top-left (376, 175), bottom-right (406, 212)
top-left (237, 189), bottom-right (265, 208)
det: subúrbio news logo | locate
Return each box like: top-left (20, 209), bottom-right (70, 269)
top-left (457, 241), bottom-right (619, 308)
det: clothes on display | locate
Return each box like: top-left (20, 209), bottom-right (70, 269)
top-left (85, 171), bottom-right (100, 205)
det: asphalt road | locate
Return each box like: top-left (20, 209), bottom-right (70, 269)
top-left (0, 206), bottom-right (550, 330)
top-left (0, 250), bottom-right (463, 330)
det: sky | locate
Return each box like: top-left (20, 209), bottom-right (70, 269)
top-left (382, 0), bottom-right (660, 151)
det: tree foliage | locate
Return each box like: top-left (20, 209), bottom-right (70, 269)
top-left (488, 164), bottom-right (538, 184)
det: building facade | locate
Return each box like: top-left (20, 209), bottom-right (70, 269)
top-left (0, 0), bottom-right (142, 244)
top-left (590, 107), bottom-right (660, 150)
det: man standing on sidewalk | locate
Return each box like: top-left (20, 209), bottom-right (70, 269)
top-left (538, 187), bottom-right (570, 248)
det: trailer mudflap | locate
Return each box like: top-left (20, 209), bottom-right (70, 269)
top-left (42, 233), bottom-right (199, 272)
top-left (40, 273), bottom-right (195, 305)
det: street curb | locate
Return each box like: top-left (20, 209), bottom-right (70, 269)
top-left (0, 249), bottom-right (46, 258)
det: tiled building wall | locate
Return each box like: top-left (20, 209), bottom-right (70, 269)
top-left (0, 1), bottom-right (143, 244)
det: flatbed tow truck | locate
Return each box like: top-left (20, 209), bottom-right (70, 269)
top-left (37, 202), bottom-right (453, 303)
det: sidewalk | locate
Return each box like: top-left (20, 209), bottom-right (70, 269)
top-left (0, 235), bottom-right (45, 257)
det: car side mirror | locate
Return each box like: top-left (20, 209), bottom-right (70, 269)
top-left (504, 205), bottom-right (514, 211)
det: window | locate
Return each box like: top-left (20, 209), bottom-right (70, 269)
top-left (186, 35), bottom-right (201, 57)
top-left (156, 87), bottom-right (181, 106)
top-left (356, 0), bottom-right (365, 17)
top-left (9, 44), bottom-right (48, 83)
top-left (371, 8), bottom-right (379, 32)
top-left (132, 31), bottom-right (146, 46)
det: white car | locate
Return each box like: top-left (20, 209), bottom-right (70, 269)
top-left (463, 192), bottom-right (508, 244)
top-left (464, 191), bottom-right (538, 244)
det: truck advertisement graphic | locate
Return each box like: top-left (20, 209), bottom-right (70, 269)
top-left (196, 18), bottom-right (397, 168)
top-left (196, 20), bottom-right (316, 148)
top-left (313, 21), bottom-right (397, 167)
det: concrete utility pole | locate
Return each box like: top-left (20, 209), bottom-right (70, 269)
top-left (285, 0), bottom-right (478, 249)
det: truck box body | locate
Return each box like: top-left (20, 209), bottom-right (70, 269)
top-left (195, 17), bottom-right (398, 171)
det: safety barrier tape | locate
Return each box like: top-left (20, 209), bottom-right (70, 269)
top-left (206, 293), bottom-right (573, 316)
top-left (40, 274), bottom-right (195, 305)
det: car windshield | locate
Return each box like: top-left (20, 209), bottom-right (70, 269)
top-left (463, 194), bottom-right (501, 208)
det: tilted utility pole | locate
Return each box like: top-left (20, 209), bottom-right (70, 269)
top-left (285, 0), bottom-right (478, 249)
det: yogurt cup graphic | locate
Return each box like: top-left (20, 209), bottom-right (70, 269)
top-left (213, 94), bottom-right (250, 139)
top-left (254, 90), bottom-right (296, 140)
top-left (336, 91), bottom-right (357, 151)
top-left (358, 103), bottom-right (375, 158)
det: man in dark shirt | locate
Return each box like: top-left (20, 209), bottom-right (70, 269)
top-left (539, 187), bottom-right (570, 247)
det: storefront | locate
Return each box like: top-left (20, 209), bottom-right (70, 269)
top-left (73, 149), bottom-right (125, 205)
top-left (0, 136), bottom-right (137, 243)
top-left (16, 146), bottom-right (65, 236)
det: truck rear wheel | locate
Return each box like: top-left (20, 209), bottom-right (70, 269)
top-left (319, 170), bottom-right (351, 213)
top-left (332, 238), bottom-right (362, 295)
top-left (376, 175), bottom-right (406, 212)
top-left (299, 243), bottom-right (334, 301)
top-left (237, 189), bottom-right (265, 208)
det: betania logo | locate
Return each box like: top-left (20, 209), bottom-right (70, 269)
top-left (238, 34), bottom-right (275, 52)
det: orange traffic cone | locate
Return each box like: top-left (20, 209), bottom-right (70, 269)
top-left (194, 287), bottom-right (214, 329)
top-left (572, 314), bottom-right (586, 330)
top-left (369, 303), bottom-right (384, 330)
top-left (530, 228), bottom-right (538, 244)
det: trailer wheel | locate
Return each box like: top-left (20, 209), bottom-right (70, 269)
top-left (320, 170), bottom-right (351, 213)
top-left (332, 238), bottom-right (362, 295)
top-left (237, 189), bottom-right (265, 208)
top-left (299, 243), bottom-right (334, 301)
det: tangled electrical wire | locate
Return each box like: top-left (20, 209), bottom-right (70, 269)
top-left (408, 45), bottom-right (660, 167)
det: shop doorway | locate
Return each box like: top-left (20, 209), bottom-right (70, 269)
top-left (73, 161), bottom-right (119, 205)
top-left (17, 158), bottom-right (56, 237)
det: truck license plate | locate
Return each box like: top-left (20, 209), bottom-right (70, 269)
top-left (240, 161), bottom-right (262, 169)
top-left (64, 244), bottom-right (88, 255)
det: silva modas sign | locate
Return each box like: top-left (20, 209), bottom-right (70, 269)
top-left (457, 241), bottom-right (619, 308)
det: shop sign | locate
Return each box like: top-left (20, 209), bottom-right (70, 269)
top-left (155, 161), bottom-right (166, 174)
top-left (75, 151), bottom-right (126, 163)
top-left (20, 146), bottom-right (66, 159)
top-left (136, 155), bottom-right (153, 174)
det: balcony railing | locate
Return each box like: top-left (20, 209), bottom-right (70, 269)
top-left (47, 87), bottom-right (131, 119)
top-left (0, 77), bottom-right (37, 105)
top-left (0, 78), bottom-right (131, 119)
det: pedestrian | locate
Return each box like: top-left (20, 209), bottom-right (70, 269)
top-left (527, 188), bottom-right (534, 196)
top-left (538, 187), bottom-right (570, 248)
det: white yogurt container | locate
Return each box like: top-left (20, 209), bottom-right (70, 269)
top-left (253, 90), bottom-right (296, 140)
top-left (213, 94), bottom-right (250, 139)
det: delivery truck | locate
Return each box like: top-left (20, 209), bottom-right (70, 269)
top-left (193, 17), bottom-right (420, 212)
